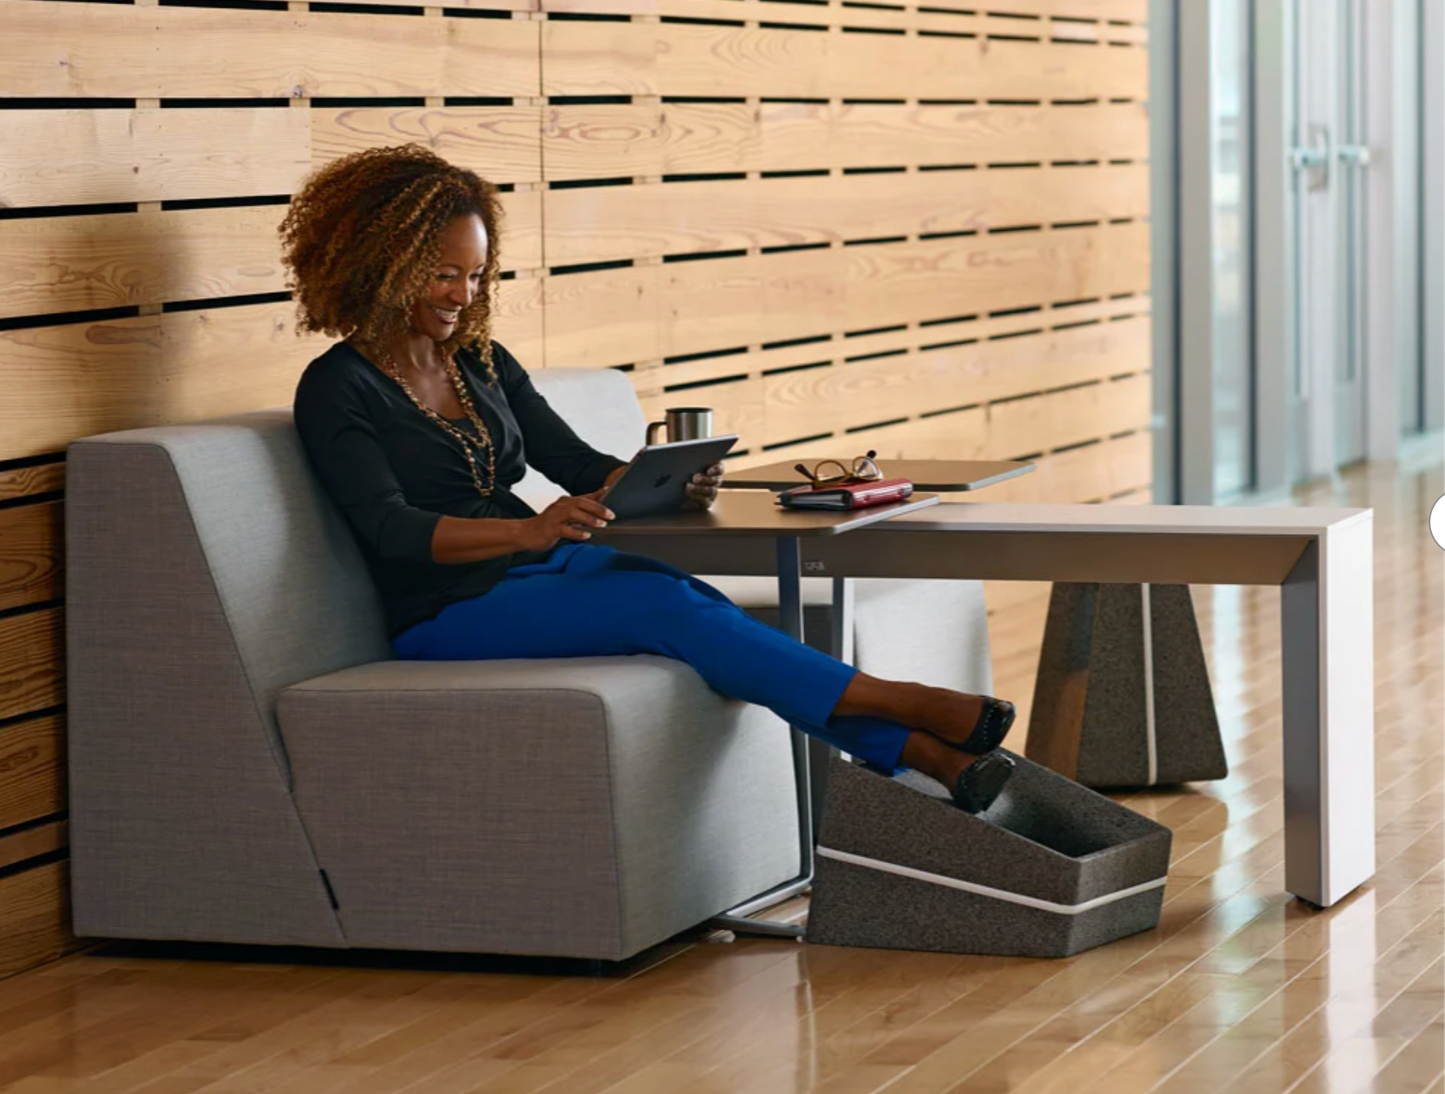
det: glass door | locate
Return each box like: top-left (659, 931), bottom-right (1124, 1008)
top-left (1162, 0), bottom-right (1421, 500)
top-left (1281, 0), bottom-right (1380, 481)
top-left (1333, 0), bottom-right (1369, 466)
top-left (1211, 0), bottom-right (1252, 498)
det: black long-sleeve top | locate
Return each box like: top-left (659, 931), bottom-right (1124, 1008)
top-left (293, 340), bottom-right (628, 639)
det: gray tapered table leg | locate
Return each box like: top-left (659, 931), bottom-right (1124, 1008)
top-left (710, 536), bottom-right (813, 938)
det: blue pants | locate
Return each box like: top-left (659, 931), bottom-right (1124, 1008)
top-left (392, 543), bottom-right (911, 771)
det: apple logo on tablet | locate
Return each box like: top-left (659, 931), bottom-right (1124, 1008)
top-left (654, 474), bottom-right (672, 489)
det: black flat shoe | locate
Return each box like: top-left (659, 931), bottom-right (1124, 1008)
top-left (956, 697), bottom-right (1016, 755)
top-left (951, 751), bottom-right (1015, 814)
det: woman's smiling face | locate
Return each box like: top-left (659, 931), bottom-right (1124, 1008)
top-left (408, 213), bottom-right (488, 343)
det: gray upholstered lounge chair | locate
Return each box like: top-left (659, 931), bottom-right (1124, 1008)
top-left (66, 367), bottom-right (992, 961)
top-left (66, 407), bottom-right (797, 961)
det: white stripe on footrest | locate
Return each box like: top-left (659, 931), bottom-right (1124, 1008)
top-left (816, 846), bottom-right (1167, 915)
top-left (1143, 582), bottom-right (1158, 786)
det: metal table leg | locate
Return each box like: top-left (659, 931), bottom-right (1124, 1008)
top-left (710, 536), bottom-right (813, 938)
top-left (1281, 525), bottom-right (1375, 908)
top-left (807, 577), bottom-right (855, 831)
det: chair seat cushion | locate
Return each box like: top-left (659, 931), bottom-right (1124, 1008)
top-left (277, 655), bottom-right (800, 960)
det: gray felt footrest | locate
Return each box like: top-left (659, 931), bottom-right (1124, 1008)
top-left (806, 753), bottom-right (1171, 958)
top-left (1027, 583), bottom-right (1228, 788)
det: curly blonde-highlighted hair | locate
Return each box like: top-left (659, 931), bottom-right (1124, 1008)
top-left (279, 144), bottom-right (505, 379)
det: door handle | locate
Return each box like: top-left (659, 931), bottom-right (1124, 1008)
top-left (1291, 124), bottom-right (1332, 191)
top-left (1337, 144), bottom-right (1372, 168)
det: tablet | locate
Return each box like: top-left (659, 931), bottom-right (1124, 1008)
top-left (601, 435), bottom-right (739, 520)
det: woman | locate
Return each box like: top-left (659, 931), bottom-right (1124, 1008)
top-left (283, 144), bottom-right (1018, 812)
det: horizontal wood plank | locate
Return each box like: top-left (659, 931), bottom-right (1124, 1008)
top-left (982, 428), bottom-right (1152, 501)
top-left (761, 101), bottom-right (1150, 172)
top-left (639, 317), bottom-right (1149, 452)
top-left (0, 862), bottom-right (75, 981)
top-left (984, 0), bottom-right (1146, 21)
top-left (0, 821), bottom-right (67, 874)
top-left (0, 502), bottom-right (62, 614)
top-left (545, 0), bottom-right (1148, 23)
top-left (646, 293), bottom-right (1149, 389)
top-left (0, 715), bottom-right (65, 835)
top-left (0, 306), bottom-right (322, 461)
top-left (653, 0), bottom-right (993, 34)
top-left (0, 609), bottom-right (63, 725)
top-left (313, 106), bottom-right (543, 187)
top-left (542, 225), bottom-right (1147, 370)
top-left (0, 464), bottom-right (65, 505)
top-left (0, 191), bottom-right (540, 321)
top-left (0, 109), bottom-right (310, 209)
top-left (1, 2), bottom-right (539, 98)
top-left (0, 277), bottom-right (542, 460)
top-left (543, 165), bottom-right (1148, 265)
top-left (726, 417), bottom-right (1152, 502)
top-left (315, 0), bottom-right (534, 9)
top-left (759, 319), bottom-right (1150, 446)
top-left (644, 100), bottom-right (1149, 176)
top-left (0, 208), bottom-right (285, 320)
top-left (982, 370), bottom-right (1152, 457)
top-left (543, 103), bottom-right (670, 181)
top-left (546, 23), bottom-right (1147, 100)
top-left (542, 21), bottom-right (659, 97)
top-left (640, 25), bottom-right (1149, 101)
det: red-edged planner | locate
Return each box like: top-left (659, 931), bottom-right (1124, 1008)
top-left (776, 477), bottom-right (915, 511)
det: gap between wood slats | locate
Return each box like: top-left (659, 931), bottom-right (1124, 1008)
top-left (0, 462), bottom-right (65, 505)
top-left (0, 819), bottom-right (67, 874)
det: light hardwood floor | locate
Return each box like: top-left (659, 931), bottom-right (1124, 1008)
top-left (1, 455), bottom-right (1440, 1094)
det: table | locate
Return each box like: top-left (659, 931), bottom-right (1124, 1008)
top-left (722, 457), bottom-right (1034, 493)
top-left (601, 490), bottom-right (943, 936)
top-left (602, 501), bottom-right (1376, 910)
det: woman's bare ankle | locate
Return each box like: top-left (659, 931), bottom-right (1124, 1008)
top-left (914, 687), bottom-right (986, 746)
top-left (900, 731), bottom-right (974, 787)
top-left (835, 676), bottom-right (989, 746)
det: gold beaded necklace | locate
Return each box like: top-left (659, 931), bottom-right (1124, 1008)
top-left (372, 342), bottom-right (497, 499)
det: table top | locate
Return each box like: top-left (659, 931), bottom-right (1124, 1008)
top-left (597, 489), bottom-right (941, 538)
top-left (721, 458), bottom-right (1035, 492)
top-left (881, 502), bottom-right (1372, 537)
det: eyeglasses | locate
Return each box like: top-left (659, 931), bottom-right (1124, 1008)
top-left (793, 450), bottom-right (884, 488)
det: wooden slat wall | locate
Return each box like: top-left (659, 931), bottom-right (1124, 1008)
top-left (0, 0), bottom-right (1149, 976)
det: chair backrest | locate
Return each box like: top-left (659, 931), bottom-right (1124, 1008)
top-left (512, 368), bottom-right (647, 508)
top-left (66, 410), bottom-right (386, 943)
top-left (67, 411), bottom-right (393, 781)
top-left (66, 368), bottom-right (643, 772)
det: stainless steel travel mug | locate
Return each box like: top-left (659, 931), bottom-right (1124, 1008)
top-left (646, 407), bottom-right (714, 445)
